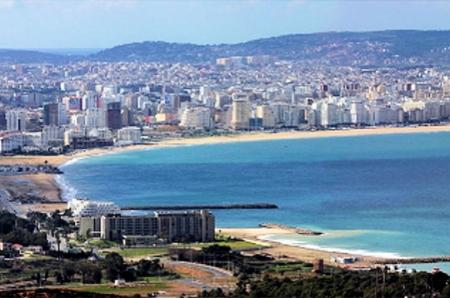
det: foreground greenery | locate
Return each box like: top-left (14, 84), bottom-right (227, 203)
top-left (0, 211), bottom-right (49, 249)
top-left (111, 247), bottom-right (170, 258)
top-left (67, 282), bottom-right (167, 296)
top-left (101, 238), bottom-right (261, 259)
top-left (200, 270), bottom-right (450, 298)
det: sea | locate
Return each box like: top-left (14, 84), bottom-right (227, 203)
top-left (57, 132), bottom-right (450, 272)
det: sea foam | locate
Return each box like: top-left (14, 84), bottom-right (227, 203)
top-left (55, 174), bottom-right (77, 202)
top-left (258, 234), bottom-right (403, 259)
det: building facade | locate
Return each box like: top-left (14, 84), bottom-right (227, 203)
top-left (6, 109), bottom-right (27, 132)
top-left (79, 210), bottom-right (215, 244)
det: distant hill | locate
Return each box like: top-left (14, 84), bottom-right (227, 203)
top-left (2, 30), bottom-right (450, 66)
top-left (91, 30), bottom-right (450, 66)
top-left (0, 49), bottom-right (74, 64)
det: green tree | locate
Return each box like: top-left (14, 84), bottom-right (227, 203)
top-left (103, 252), bottom-right (126, 281)
top-left (77, 260), bottom-right (103, 284)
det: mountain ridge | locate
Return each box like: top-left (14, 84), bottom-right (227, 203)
top-left (89, 30), bottom-right (450, 66)
top-left (2, 30), bottom-right (450, 65)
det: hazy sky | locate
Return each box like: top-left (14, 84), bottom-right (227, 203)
top-left (2, 0), bottom-right (450, 49)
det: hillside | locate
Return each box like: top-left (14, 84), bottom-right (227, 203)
top-left (0, 49), bottom-right (73, 64)
top-left (91, 30), bottom-right (450, 66)
top-left (2, 30), bottom-right (450, 66)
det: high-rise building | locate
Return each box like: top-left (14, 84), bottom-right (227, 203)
top-left (179, 107), bottom-right (213, 130)
top-left (85, 108), bottom-right (106, 129)
top-left (350, 101), bottom-right (366, 125)
top-left (82, 93), bottom-right (97, 111)
top-left (44, 103), bottom-right (66, 126)
top-left (320, 102), bottom-right (338, 127)
top-left (106, 102), bottom-right (122, 130)
top-left (121, 106), bottom-right (133, 127)
top-left (256, 104), bottom-right (275, 128)
top-left (6, 109), bottom-right (27, 132)
top-left (231, 98), bottom-right (250, 130)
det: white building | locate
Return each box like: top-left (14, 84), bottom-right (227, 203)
top-left (320, 102), bottom-right (339, 127)
top-left (82, 92), bottom-right (97, 110)
top-left (69, 198), bottom-right (121, 217)
top-left (70, 113), bottom-right (86, 128)
top-left (350, 101), bottom-right (366, 125)
top-left (6, 109), bottom-right (27, 132)
top-left (179, 107), bottom-right (213, 130)
top-left (0, 132), bottom-right (27, 153)
top-left (85, 108), bottom-right (107, 129)
top-left (42, 126), bottom-right (65, 148)
top-left (88, 128), bottom-right (113, 140)
top-left (116, 127), bottom-right (142, 145)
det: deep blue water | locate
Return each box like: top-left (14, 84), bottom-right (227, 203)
top-left (60, 133), bottom-right (450, 259)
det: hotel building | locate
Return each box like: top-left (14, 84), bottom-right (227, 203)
top-left (79, 210), bottom-right (215, 245)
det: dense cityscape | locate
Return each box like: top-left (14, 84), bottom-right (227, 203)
top-left (1, 57), bottom-right (450, 154)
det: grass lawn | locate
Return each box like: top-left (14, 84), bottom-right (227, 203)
top-left (86, 239), bottom-right (117, 249)
top-left (189, 239), bottom-right (263, 250)
top-left (113, 247), bottom-right (169, 258)
top-left (67, 282), bottom-right (167, 296)
top-left (102, 239), bottom-right (260, 258)
top-left (265, 262), bottom-right (313, 273)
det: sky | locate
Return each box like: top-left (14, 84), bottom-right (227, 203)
top-left (1, 0), bottom-right (450, 49)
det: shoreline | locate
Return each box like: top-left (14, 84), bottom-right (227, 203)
top-left (218, 227), bottom-right (450, 270)
top-left (3, 125), bottom-right (450, 263)
top-left (4, 125), bottom-right (450, 169)
top-left (217, 227), bottom-right (384, 269)
top-left (36, 124), bottom-right (450, 205)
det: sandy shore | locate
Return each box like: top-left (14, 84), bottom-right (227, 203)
top-left (3, 125), bottom-right (450, 168)
top-left (1, 124), bottom-right (450, 214)
top-left (218, 228), bottom-right (381, 269)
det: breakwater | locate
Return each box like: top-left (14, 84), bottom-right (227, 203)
top-left (0, 164), bottom-right (63, 175)
top-left (121, 203), bottom-right (278, 211)
top-left (375, 256), bottom-right (450, 265)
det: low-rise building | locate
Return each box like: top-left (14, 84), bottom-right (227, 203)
top-left (69, 198), bottom-right (121, 217)
top-left (0, 132), bottom-right (27, 153)
top-left (116, 126), bottom-right (142, 145)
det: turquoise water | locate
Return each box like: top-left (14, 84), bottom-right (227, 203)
top-left (60, 133), bottom-right (450, 259)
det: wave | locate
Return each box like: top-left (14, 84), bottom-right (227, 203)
top-left (61, 145), bottom-right (164, 168)
top-left (258, 234), bottom-right (403, 259)
top-left (55, 174), bottom-right (77, 202)
top-left (60, 156), bottom-right (89, 168)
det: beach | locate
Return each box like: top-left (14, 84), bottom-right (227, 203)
top-left (2, 125), bottom-right (450, 212)
top-left (2, 125), bottom-right (450, 266)
top-left (3, 125), bottom-right (450, 169)
top-left (217, 228), bottom-right (383, 269)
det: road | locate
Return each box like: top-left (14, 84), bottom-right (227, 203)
top-left (165, 260), bottom-right (236, 293)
